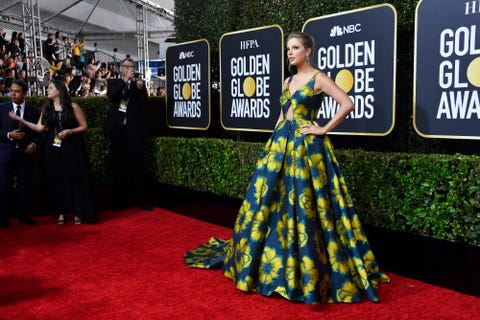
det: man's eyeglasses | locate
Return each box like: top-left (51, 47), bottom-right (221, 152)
top-left (121, 64), bottom-right (135, 69)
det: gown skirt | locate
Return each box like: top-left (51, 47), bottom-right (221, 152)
top-left (43, 129), bottom-right (97, 223)
top-left (184, 72), bottom-right (389, 304)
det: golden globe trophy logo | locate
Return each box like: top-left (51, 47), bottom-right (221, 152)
top-left (414, 0), bottom-right (480, 139)
top-left (220, 25), bottom-right (284, 131)
top-left (304, 4), bottom-right (397, 135)
top-left (166, 39), bottom-right (210, 130)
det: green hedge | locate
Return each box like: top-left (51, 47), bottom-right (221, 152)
top-left (151, 137), bottom-right (480, 247)
top-left (152, 137), bottom-right (262, 197)
top-left (339, 150), bottom-right (480, 245)
top-left (86, 127), bottom-right (111, 183)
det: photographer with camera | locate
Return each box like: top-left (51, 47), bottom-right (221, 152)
top-left (103, 58), bottom-right (152, 212)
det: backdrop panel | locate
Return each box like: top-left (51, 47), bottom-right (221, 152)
top-left (166, 39), bottom-right (211, 130)
top-left (414, 0), bottom-right (480, 139)
top-left (220, 25), bottom-right (284, 132)
top-left (304, 4), bottom-right (397, 136)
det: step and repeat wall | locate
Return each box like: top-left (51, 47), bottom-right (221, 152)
top-left (165, 0), bottom-right (479, 140)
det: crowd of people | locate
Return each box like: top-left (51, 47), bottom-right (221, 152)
top-left (1, 28), bottom-right (166, 99)
top-left (0, 28), bottom-right (123, 98)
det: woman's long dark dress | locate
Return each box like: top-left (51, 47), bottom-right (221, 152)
top-left (43, 109), bottom-right (97, 223)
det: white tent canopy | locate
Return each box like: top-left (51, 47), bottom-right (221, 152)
top-left (0, 0), bottom-right (175, 60)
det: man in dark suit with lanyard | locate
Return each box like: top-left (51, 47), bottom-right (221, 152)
top-left (104, 58), bottom-right (152, 211)
top-left (0, 79), bottom-right (41, 228)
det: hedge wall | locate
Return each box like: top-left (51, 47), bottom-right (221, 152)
top-left (152, 137), bottom-right (480, 247)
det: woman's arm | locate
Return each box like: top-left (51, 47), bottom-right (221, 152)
top-left (10, 111), bottom-right (46, 132)
top-left (300, 72), bottom-right (354, 135)
top-left (58, 103), bottom-right (87, 139)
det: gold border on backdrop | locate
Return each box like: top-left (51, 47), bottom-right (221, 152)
top-left (413, 0), bottom-right (480, 140)
top-left (220, 24), bottom-right (284, 133)
top-left (166, 39), bottom-right (211, 131)
top-left (302, 4), bottom-right (398, 137)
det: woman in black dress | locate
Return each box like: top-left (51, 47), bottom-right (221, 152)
top-left (10, 80), bottom-right (97, 224)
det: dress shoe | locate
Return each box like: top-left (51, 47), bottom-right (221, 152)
top-left (0, 220), bottom-right (10, 229)
top-left (19, 218), bottom-right (38, 225)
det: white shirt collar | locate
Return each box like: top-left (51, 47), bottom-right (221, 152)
top-left (13, 102), bottom-right (25, 116)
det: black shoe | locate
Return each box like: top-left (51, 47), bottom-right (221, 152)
top-left (19, 218), bottom-right (38, 225)
top-left (0, 220), bottom-right (10, 229)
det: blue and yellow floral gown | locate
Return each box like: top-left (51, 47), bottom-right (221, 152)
top-left (184, 71), bottom-right (389, 304)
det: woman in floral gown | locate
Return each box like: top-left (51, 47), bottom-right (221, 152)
top-left (184, 32), bottom-right (389, 304)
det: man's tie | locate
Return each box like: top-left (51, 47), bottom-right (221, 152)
top-left (15, 104), bottom-right (21, 129)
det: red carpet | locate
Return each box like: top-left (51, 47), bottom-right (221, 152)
top-left (1, 208), bottom-right (479, 319)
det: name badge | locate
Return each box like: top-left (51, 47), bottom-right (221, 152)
top-left (119, 99), bottom-right (128, 113)
top-left (52, 135), bottom-right (62, 147)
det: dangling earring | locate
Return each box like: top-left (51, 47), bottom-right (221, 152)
top-left (306, 56), bottom-right (310, 64)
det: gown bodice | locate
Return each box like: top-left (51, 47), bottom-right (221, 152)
top-left (279, 71), bottom-right (324, 123)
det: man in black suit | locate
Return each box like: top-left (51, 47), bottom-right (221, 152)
top-left (0, 79), bottom-right (41, 228)
top-left (104, 58), bottom-right (152, 211)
